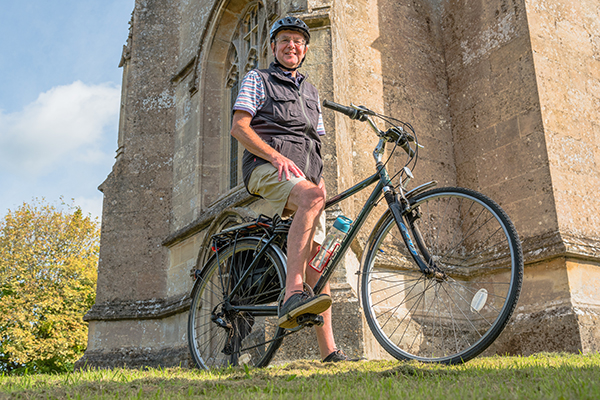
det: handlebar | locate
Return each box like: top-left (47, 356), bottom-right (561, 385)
top-left (322, 100), bottom-right (368, 121)
top-left (322, 99), bottom-right (416, 157)
top-left (387, 128), bottom-right (416, 157)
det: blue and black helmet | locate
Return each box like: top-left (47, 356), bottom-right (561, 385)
top-left (269, 16), bottom-right (310, 44)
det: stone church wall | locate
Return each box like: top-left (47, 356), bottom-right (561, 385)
top-left (77, 0), bottom-right (600, 368)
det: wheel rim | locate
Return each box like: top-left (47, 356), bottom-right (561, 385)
top-left (363, 189), bottom-right (521, 363)
top-left (189, 239), bottom-right (285, 369)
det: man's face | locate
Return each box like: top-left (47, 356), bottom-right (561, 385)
top-left (271, 30), bottom-right (307, 69)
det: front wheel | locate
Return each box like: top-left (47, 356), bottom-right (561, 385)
top-left (361, 187), bottom-right (523, 364)
top-left (188, 237), bottom-right (287, 369)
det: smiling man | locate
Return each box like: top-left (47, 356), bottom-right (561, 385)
top-left (230, 17), bottom-right (351, 363)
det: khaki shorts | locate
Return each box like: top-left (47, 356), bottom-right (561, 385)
top-left (247, 163), bottom-right (326, 245)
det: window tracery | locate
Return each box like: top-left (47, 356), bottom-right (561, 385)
top-left (224, 3), bottom-right (269, 189)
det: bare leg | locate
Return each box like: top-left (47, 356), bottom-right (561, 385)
top-left (284, 179), bottom-right (337, 359)
top-left (306, 241), bottom-right (337, 359)
top-left (283, 180), bottom-right (325, 302)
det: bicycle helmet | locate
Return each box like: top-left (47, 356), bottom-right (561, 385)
top-left (269, 16), bottom-right (310, 44)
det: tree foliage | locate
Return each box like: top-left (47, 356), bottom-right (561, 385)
top-left (0, 199), bottom-right (100, 374)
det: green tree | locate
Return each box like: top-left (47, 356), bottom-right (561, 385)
top-left (0, 199), bottom-right (99, 374)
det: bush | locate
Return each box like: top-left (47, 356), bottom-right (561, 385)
top-left (0, 199), bottom-right (99, 374)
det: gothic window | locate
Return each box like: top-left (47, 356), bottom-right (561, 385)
top-left (224, 3), bottom-right (269, 189)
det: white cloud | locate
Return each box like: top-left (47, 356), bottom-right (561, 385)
top-left (0, 81), bottom-right (120, 176)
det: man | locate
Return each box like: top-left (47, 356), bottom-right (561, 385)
top-left (230, 16), bottom-right (349, 362)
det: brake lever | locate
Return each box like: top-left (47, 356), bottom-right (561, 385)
top-left (347, 103), bottom-right (378, 122)
top-left (398, 127), bottom-right (423, 149)
top-left (351, 103), bottom-right (377, 116)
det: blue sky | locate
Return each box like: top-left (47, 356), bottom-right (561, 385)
top-left (0, 0), bottom-right (135, 220)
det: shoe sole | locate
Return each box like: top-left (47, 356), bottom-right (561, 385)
top-left (278, 296), bottom-right (332, 329)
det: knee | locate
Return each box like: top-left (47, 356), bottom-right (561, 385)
top-left (289, 180), bottom-right (325, 214)
top-left (299, 185), bottom-right (325, 213)
top-left (310, 186), bottom-right (326, 209)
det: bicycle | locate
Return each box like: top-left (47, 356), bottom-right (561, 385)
top-left (187, 100), bottom-right (524, 369)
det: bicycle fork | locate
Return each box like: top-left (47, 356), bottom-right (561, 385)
top-left (382, 185), bottom-right (446, 280)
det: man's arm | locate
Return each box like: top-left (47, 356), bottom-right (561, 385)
top-left (231, 110), bottom-right (305, 181)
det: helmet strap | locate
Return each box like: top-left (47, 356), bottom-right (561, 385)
top-left (273, 58), bottom-right (300, 72)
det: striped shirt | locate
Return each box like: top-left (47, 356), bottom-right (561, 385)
top-left (233, 70), bottom-right (326, 136)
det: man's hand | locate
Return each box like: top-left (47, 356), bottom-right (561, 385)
top-left (231, 110), bottom-right (305, 181)
top-left (271, 152), bottom-right (305, 181)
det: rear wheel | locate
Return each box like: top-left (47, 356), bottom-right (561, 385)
top-left (188, 237), bottom-right (286, 369)
top-left (361, 187), bottom-right (523, 364)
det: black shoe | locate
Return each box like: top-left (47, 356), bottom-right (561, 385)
top-left (322, 349), bottom-right (361, 363)
top-left (278, 291), bottom-right (332, 329)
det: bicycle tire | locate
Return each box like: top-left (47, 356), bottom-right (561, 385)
top-left (361, 187), bottom-right (523, 364)
top-left (188, 237), bottom-right (287, 369)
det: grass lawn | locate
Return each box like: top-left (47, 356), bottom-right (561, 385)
top-left (1, 353), bottom-right (599, 399)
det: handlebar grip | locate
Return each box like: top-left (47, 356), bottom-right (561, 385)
top-left (323, 99), bottom-right (363, 120)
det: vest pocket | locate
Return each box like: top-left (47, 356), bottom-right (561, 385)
top-left (270, 136), bottom-right (302, 160)
top-left (269, 136), bottom-right (283, 152)
top-left (272, 94), bottom-right (301, 123)
top-left (265, 136), bottom-right (322, 184)
top-left (305, 98), bottom-right (320, 126)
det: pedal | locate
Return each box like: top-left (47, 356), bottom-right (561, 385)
top-left (296, 313), bottom-right (324, 327)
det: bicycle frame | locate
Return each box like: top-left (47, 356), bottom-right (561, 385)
top-left (314, 166), bottom-right (437, 294)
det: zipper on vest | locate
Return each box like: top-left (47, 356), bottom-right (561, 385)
top-left (297, 83), bottom-right (314, 180)
top-left (297, 82), bottom-right (313, 135)
top-left (305, 137), bottom-right (313, 177)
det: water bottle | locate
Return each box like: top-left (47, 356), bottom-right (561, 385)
top-left (309, 215), bottom-right (353, 273)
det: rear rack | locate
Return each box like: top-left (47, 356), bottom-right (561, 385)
top-left (217, 214), bottom-right (274, 236)
top-left (209, 213), bottom-right (293, 254)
